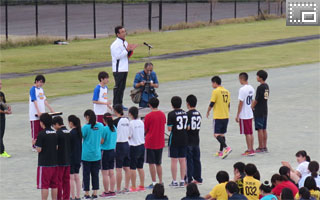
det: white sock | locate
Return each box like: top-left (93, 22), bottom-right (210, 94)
top-left (152, 182), bottom-right (157, 185)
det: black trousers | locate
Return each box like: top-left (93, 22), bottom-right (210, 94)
top-left (82, 160), bottom-right (100, 191)
top-left (0, 118), bottom-right (5, 154)
top-left (113, 72), bottom-right (128, 106)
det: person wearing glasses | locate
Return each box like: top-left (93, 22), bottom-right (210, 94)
top-left (133, 63), bottom-right (159, 108)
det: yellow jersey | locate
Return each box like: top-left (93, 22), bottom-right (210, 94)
top-left (209, 182), bottom-right (228, 200)
top-left (210, 86), bottom-right (230, 119)
top-left (243, 176), bottom-right (261, 200)
top-left (310, 189), bottom-right (320, 200)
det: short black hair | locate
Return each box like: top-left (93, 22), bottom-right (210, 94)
top-left (186, 183), bottom-right (200, 197)
top-left (225, 181), bottom-right (239, 194)
top-left (129, 106), bottom-right (139, 119)
top-left (299, 187), bottom-right (311, 199)
top-left (98, 71), bottom-right (109, 82)
top-left (113, 104), bottom-right (123, 115)
top-left (148, 97), bottom-right (159, 108)
top-left (216, 171), bottom-right (229, 183)
top-left (304, 176), bottom-right (317, 190)
top-left (211, 76), bottom-right (221, 85)
top-left (52, 116), bottom-right (64, 126)
top-left (239, 72), bottom-right (248, 81)
top-left (256, 70), bottom-right (268, 81)
top-left (115, 26), bottom-right (124, 35)
top-left (245, 163), bottom-right (258, 176)
top-left (144, 62), bottom-right (153, 68)
top-left (233, 162), bottom-right (245, 173)
top-left (279, 166), bottom-right (290, 176)
top-left (281, 188), bottom-right (294, 199)
top-left (40, 113), bottom-right (52, 129)
top-left (186, 94), bottom-right (197, 107)
top-left (171, 96), bottom-right (182, 109)
top-left (35, 74), bottom-right (46, 83)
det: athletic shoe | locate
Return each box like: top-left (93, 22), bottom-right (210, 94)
top-left (263, 148), bottom-right (269, 153)
top-left (121, 188), bottom-right (129, 193)
top-left (82, 195), bottom-right (90, 199)
top-left (122, 106), bottom-right (128, 111)
top-left (214, 151), bottom-right (223, 157)
top-left (91, 195), bottom-right (98, 199)
top-left (137, 186), bottom-right (146, 192)
top-left (75, 198), bottom-right (81, 200)
top-left (99, 192), bottom-right (115, 197)
top-left (179, 181), bottom-right (186, 187)
top-left (129, 187), bottom-right (138, 192)
top-left (169, 181), bottom-right (179, 187)
top-left (146, 183), bottom-right (154, 189)
top-left (255, 148), bottom-right (264, 153)
top-left (0, 152), bottom-right (10, 158)
top-left (241, 150), bottom-right (255, 156)
top-left (221, 147), bottom-right (232, 159)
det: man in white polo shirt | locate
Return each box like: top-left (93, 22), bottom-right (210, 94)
top-left (235, 72), bottom-right (255, 156)
top-left (110, 26), bottom-right (138, 110)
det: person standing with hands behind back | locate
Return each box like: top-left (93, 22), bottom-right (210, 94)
top-left (111, 26), bottom-right (138, 110)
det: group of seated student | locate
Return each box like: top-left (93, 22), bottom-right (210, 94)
top-left (34, 94), bottom-right (319, 200)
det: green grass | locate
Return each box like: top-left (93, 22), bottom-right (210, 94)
top-left (2, 39), bottom-right (319, 102)
top-left (1, 18), bottom-right (319, 74)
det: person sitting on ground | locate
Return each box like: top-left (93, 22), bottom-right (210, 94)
top-left (304, 176), bottom-right (320, 200)
top-left (204, 171), bottom-right (229, 200)
top-left (282, 150), bottom-right (311, 186)
top-left (299, 161), bottom-right (320, 188)
top-left (271, 174), bottom-right (298, 198)
top-left (181, 183), bottom-right (205, 200)
top-left (225, 181), bottom-right (247, 200)
top-left (233, 162), bottom-right (246, 195)
top-left (280, 188), bottom-right (294, 200)
top-left (279, 166), bottom-right (298, 187)
top-left (146, 183), bottom-right (168, 200)
top-left (259, 181), bottom-right (277, 200)
top-left (299, 187), bottom-right (316, 200)
top-left (243, 163), bottom-right (261, 200)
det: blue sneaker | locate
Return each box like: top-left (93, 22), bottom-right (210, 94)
top-left (122, 106), bottom-right (128, 111)
top-left (146, 183), bottom-right (154, 189)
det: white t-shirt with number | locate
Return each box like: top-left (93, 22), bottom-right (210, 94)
top-left (238, 84), bottom-right (255, 119)
top-left (29, 86), bottom-right (46, 121)
top-left (128, 119), bottom-right (145, 146)
top-left (92, 84), bottom-right (110, 115)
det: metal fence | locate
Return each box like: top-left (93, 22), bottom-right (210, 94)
top-left (0, 0), bottom-right (286, 41)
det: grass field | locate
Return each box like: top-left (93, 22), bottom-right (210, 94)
top-left (1, 18), bottom-right (319, 74)
top-left (2, 39), bottom-right (319, 102)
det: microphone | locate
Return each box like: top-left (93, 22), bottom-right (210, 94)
top-left (143, 42), bottom-right (153, 49)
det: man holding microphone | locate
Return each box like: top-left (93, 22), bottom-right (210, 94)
top-left (111, 26), bottom-right (138, 110)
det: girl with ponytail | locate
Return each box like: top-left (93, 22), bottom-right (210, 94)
top-left (82, 109), bottom-right (104, 199)
top-left (68, 115), bottom-right (82, 200)
top-left (282, 150), bottom-right (311, 187)
top-left (299, 161), bottom-right (320, 188)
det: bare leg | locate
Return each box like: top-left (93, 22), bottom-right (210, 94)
top-left (109, 170), bottom-right (116, 192)
top-left (41, 189), bottom-right (49, 200)
top-left (171, 158), bottom-right (178, 181)
top-left (116, 168), bottom-right (122, 191)
top-left (102, 170), bottom-right (109, 193)
top-left (124, 167), bottom-right (130, 189)
top-left (156, 165), bottom-right (163, 184)
top-left (178, 158), bottom-right (186, 181)
top-left (149, 164), bottom-right (156, 182)
top-left (245, 134), bottom-right (254, 151)
top-left (70, 175), bottom-right (75, 199)
top-left (74, 174), bottom-right (81, 198)
top-left (263, 130), bottom-right (268, 148)
top-left (137, 168), bottom-right (145, 187)
top-left (257, 129), bottom-right (264, 149)
top-left (51, 188), bottom-right (57, 200)
top-left (130, 169), bottom-right (137, 189)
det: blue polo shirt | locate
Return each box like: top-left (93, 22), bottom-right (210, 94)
top-left (81, 122), bottom-right (103, 161)
top-left (101, 126), bottom-right (117, 150)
